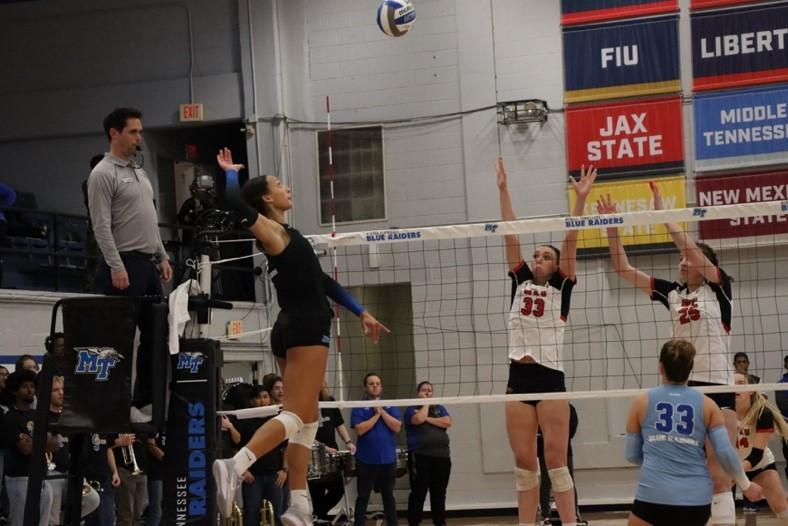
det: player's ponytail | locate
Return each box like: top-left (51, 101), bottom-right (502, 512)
top-left (741, 391), bottom-right (788, 442)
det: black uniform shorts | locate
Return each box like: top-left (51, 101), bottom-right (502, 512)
top-left (631, 499), bottom-right (711, 526)
top-left (688, 380), bottom-right (735, 409)
top-left (506, 361), bottom-right (566, 406)
top-left (270, 310), bottom-right (331, 359)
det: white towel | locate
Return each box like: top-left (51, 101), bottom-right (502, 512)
top-left (168, 279), bottom-right (202, 354)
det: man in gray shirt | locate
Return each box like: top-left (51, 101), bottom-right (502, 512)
top-left (88, 107), bottom-right (172, 419)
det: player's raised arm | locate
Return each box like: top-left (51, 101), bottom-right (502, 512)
top-left (561, 165), bottom-right (597, 279)
top-left (597, 194), bottom-right (653, 296)
top-left (496, 157), bottom-right (522, 271)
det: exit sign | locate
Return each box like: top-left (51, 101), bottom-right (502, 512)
top-left (179, 103), bottom-right (204, 122)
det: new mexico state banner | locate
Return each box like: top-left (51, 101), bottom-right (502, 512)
top-left (694, 85), bottom-right (788, 172)
top-left (695, 170), bottom-right (788, 240)
top-left (565, 96), bottom-right (684, 179)
top-left (563, 16), bottom-right (680, 103)
top-left (692, 3), bottom-right (788, 91)
top-left (561, 0), bottom-right (677, 26)
top-left (567, 174), bottom-right (686, 251)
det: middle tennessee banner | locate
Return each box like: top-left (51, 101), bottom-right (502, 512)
top-left (565, 96), bottom-right (684, 179)
top-left (563, 16), bottom-right (680, 103)
top-left (694, 85), bottom-right (788, 172)
top-left (561, 0), bottom-right (678, 26)
top-left (692, 3), bottom-right (788, 91)
top-left (567, 174), bottom-right (687, 251)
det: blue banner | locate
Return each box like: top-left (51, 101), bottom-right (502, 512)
top-left (694, 85), bottom-right (788, 172)
top-left (561, 0), bottom-right (677, 26)
top-left (563, 17), bottom-right (680, 103)
top-left (692, 3), bottom-right (788, 91)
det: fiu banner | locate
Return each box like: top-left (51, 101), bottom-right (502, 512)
top-left (563, 16), bottom-right (680, 103)
top-left (567, 174), bottom-right (686, 250)
top-left (163, 339), bottom-right (219, 526)
top-left (695, 170), bottom-right (788, 239)
top-left (691, 0), bottom-right (773, 10)
top-left (565, 96), bottom-right (684, 179)
top-left (694, 85), bottom-right (788, 172)
top-left (692, 3), bottom-right (788, 91)
top-left (561, 0), bottom-right (678, 26)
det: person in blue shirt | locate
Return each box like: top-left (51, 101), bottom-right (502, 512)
top-left (351, 373), bottom-right (401, 526)
top-left (625, 339), bottom-right (762, 526)
top-left (403, 381), bottom-right (451, 526)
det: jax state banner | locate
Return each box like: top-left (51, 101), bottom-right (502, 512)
top-left (692, 0), bottom-right (773, 10)
top-left (692, 3), bottom-right (788, 91)
top-left (567, 174), bottom-right (686, 251)
top-left (695, 170), bottom-right (788, 239)
top-left (565, 96), bottom-right (684, 179)
top-left (694, 85), bottom-right (788, 172)
top-left (561, 0), bottom-right (677, 26)
top-left (563, 16), bottom-right (680, 103)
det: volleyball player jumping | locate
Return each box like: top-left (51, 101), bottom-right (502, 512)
top-left (497, 157), bottom-right (596, 526)
top-left (212, 148), bottom-right (389, 526)
top-left (598, 182), bottom-right (738, 525)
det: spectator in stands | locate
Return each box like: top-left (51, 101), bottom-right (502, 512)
top-left (263, 375), bottom-right (284, 406)
top-left (0, 369), bottom-right (54, 526)
top-left (82, 433), bottom-right (121, 526)
top-left (112, 433), bottom-right (149, 526)
top-left (0, 365), bottom-right (9, 396)
top-left (734, 352), bottom-right (760, 384)
top-left (15, 355), bottom-right (39, 373)
top-left (47, 376), bottom-right (69, 525)
top-left (88, 108), bottom-right (172, 422)
top-left (351, 373), bottom-right (401, 526)
top-left (145, 434), bottom-right (165, 526)
top-left (81, 154), bottom-right (104, 293)
top-left (44, 333), bottom-right (65, 358)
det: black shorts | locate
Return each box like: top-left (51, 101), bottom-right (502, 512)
top-left (270, 311), bottom-right (331, 358)
top-left (748, 462), bottom-right (777, 480)
top-left (506, 361), bottom-right (566, 406)
top-left (688, 381), bottom-right (735, 409)
top-left (631, 499), bottom-right (710, 526)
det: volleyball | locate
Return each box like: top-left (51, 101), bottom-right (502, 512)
top-left (376, 0), bottom-right (416, 37)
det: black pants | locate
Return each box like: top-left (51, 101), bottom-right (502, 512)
top-left (95, 252), bottom-right (162, 407)
top-left (354, 461), bottom-right (396, 526)
top-left (308, 476), bottom-right (345, 520)
top-left (407, 454), bottom-right (451, 526)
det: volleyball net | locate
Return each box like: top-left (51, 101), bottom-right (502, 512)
top-left (298, 199), bottom-right (788, 405)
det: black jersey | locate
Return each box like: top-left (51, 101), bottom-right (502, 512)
top-left (267, 224), bottom-right (332, 319)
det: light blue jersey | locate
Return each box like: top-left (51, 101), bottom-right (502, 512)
top-left (637, 384), bottom-right (711, 506)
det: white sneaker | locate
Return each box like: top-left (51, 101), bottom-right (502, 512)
top-left (281, 506), bottom-right (314, 526)
top-left (130, 406), bottom-right (152, 423)
top-left (212, 458), bottom-right (242, 518)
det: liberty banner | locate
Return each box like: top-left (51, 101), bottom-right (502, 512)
top-left (561, 0), bottom-right (677, 26)
top-left (695, 170), bottom-right (788, 239)
top-left (694, 85), bottom-right (788, 172)
top-left (692, 3), bottom-right (788, 91)
top-left (565, 96), bottom-right (684, 179)
top-left (567, 174), bottom-right (686, 251)
top-left (563, 16), bottom-right (680, 103)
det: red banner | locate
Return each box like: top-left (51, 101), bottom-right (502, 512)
top-left (696, 170), bottom-right (788, 239)
top-left (691, 0), bottom-right (770, 10)
top-left (565, 96), bottom-right (684, 179)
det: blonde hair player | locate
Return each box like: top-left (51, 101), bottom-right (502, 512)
top-left (496, 157), bottom-right (597, 526)
top-left (734, 372), bottom-right (788, 524)
top-left (212, 148), bottom-right (389, 526)
top-left (625, 340), bottom-right (762, 526)
top-left (597, 181), bottom-right (738, 526)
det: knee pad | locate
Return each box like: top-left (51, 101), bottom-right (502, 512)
top-left (272, 410), bottom-right (304, 439)
top-left (514, 466), bottom-right (539, 491)
top-left (290, 420), bottom-right (318, 448)
top-left (547, 466), bottom-right (574, 493)
top-left (710, 492), bottom-right (735, 525)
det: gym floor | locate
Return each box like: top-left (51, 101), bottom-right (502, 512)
top-left (448, 510), bottom-right (777, 525)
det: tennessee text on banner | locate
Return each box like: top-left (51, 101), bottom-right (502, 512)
top-left (691, 0), bottom-right (774, 10)
top-left (563, 16), bottom-right (680, 104)
top-left (695, 170), bottom-right (788, 239)
top-left (691, 3), bottom-right (788, 91)
top-left (567, 174), bottom-right (686, 251)
top-left (565, 96), bottom-right (684, 179)
top-left (561, 0), bottom-right (677, 26)
top-left (693, 85), bottom-right (788, 172)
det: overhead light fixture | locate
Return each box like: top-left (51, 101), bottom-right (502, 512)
top-left (497, 99), bottom-right (549, 125)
